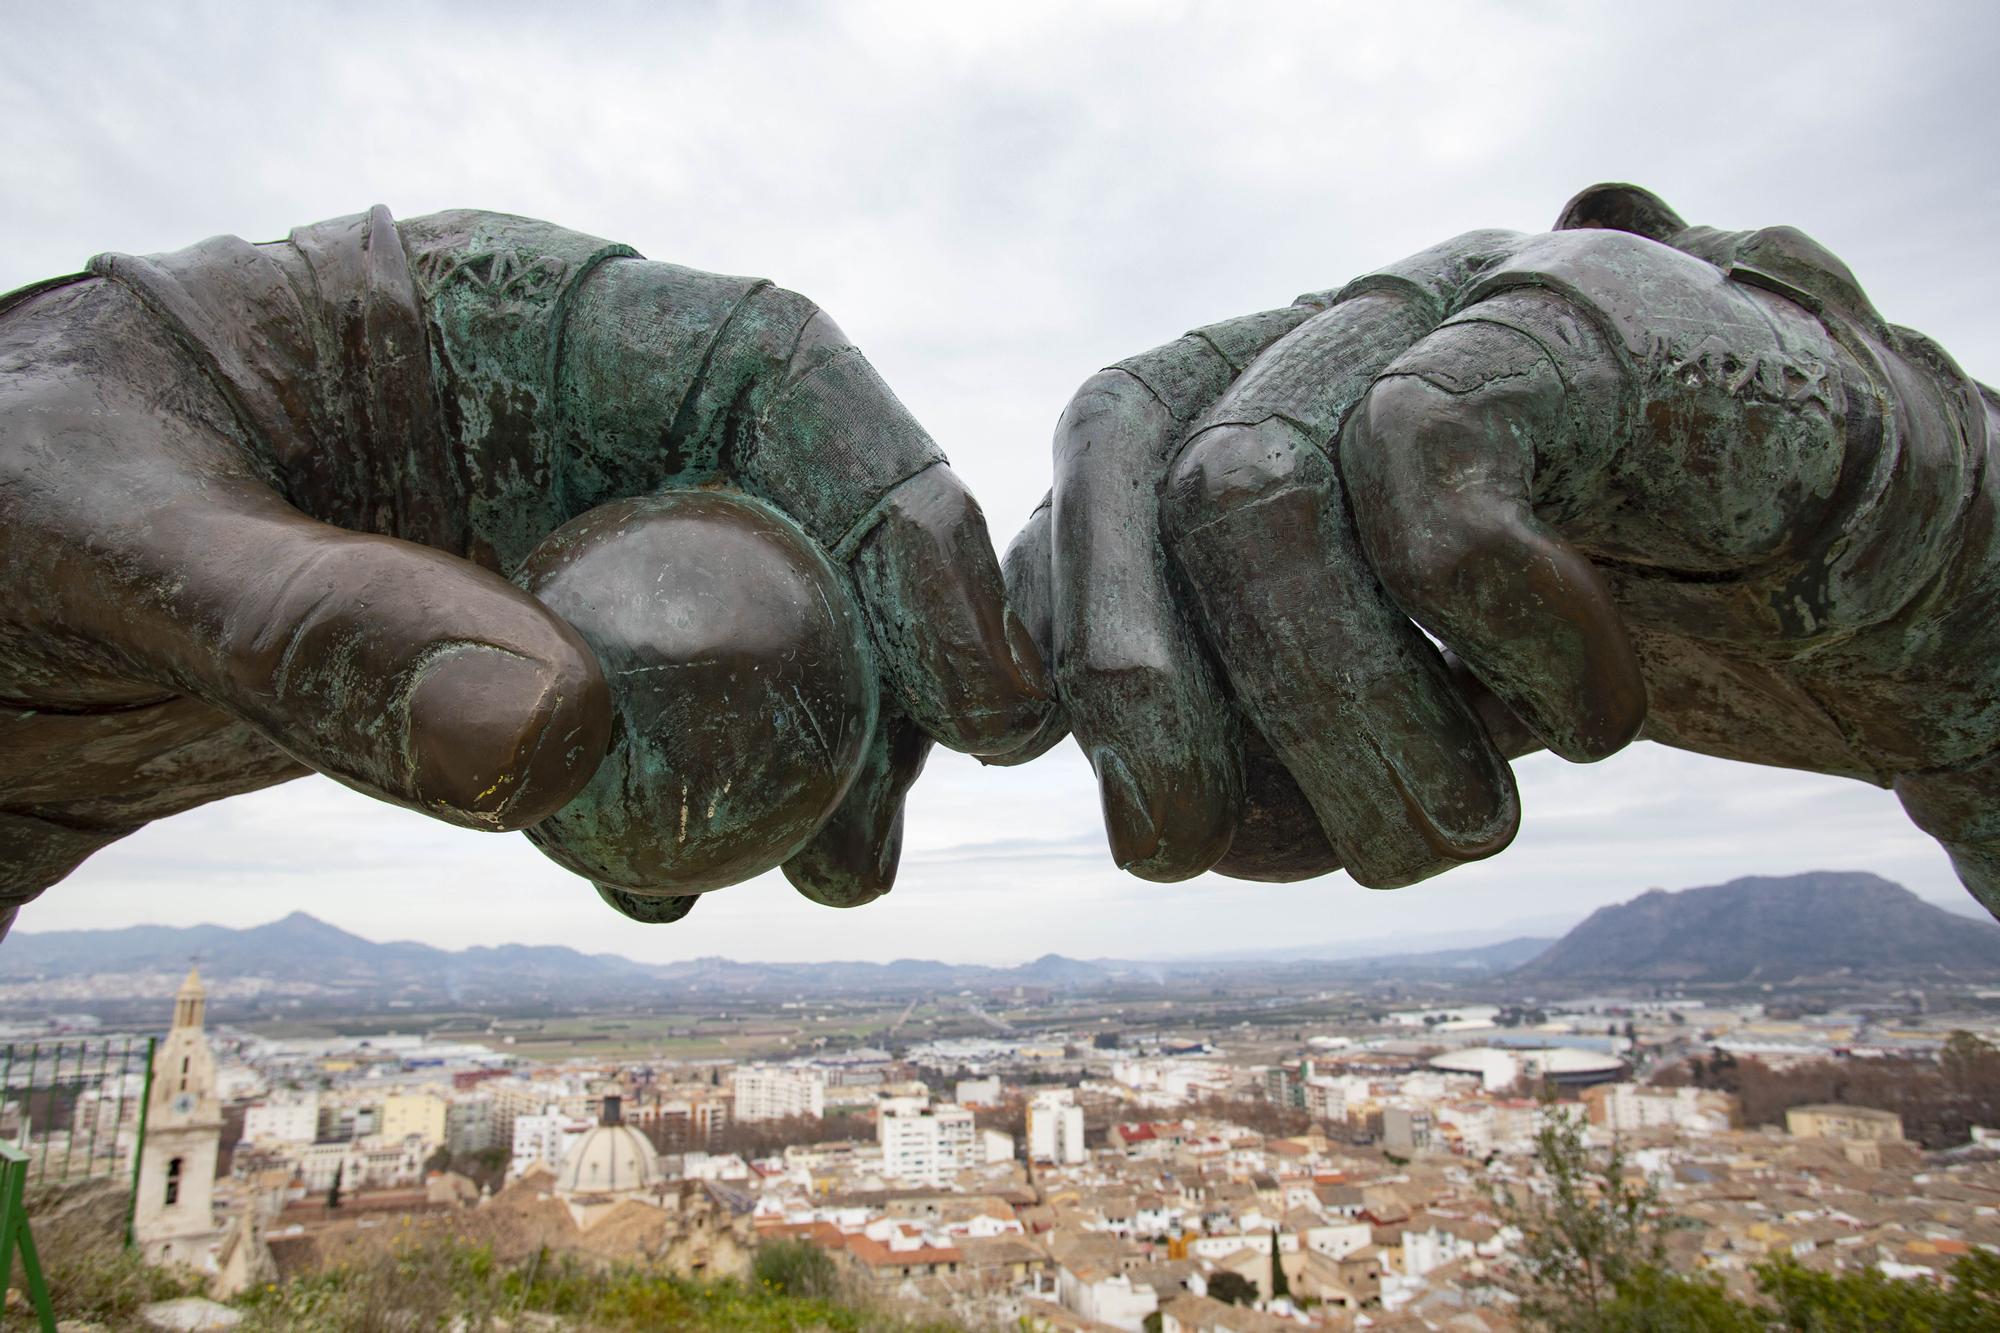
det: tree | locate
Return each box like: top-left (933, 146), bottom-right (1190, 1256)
top-left (1270, 1228), bottom-right (1290, 1301)
top-left (1494, 1098), bottom-right (2000, 1330)
top-left (1657, 1038), bottom-right (2000, 1149)
top-left (1756, 1257), bottom-right (1945, 1332)
top-left (1755, 1252), bottom-right (2000, 1332)
top-left (326, 1163), bottom-right (343, 1211)
top-left (1207, 1270), bottom-right (1257, 1306)
top-left (1494, 1091), bottom-right (2000, 1329)
top-left (1597, 1265), bottom-right (1765, 1332)
top-left (1490, 1094), bottom-right (1677, 1331)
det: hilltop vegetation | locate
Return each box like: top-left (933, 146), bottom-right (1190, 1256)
top-left (24, 1208), bottom-right (965, 1333)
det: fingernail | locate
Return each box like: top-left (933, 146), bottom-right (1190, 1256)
top-left (595, 885), bottom-right (699, 923)
top-left (404, 645), bottom-right (608, 828)
top-left (1364, 671), bottom-right (1520, 863)
top-left (1004, 606), bottom-right (1054, 702)
top-left (781, 796), bottom-right (902, 909)
top-left (1096, 749), bottom-right (1160, 870)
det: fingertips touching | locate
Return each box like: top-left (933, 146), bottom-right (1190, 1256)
top-left (983, 496), bottom-right (1071, 767)
top-left (849, 464), bottom-right (1053, 757)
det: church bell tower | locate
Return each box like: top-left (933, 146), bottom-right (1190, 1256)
top-left (134, 966), bottom-right (223, 1266)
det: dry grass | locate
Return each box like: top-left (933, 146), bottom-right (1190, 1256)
top-left (10, 1179), bottom-right (198, 1331)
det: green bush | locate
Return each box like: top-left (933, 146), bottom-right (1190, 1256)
top-left (1754, 1251), bottom-right (2000, 1332)
top-left (1596, 1266), bottom-right (1766, 1333)
top-left (752, 1237), bottom-right (843, 1300)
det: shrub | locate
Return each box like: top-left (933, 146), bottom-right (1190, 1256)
top-left (752, 1237), bottom-right (842, 1300)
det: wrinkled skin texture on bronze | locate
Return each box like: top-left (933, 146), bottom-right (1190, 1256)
top-left (0, 208), bottom-right (1050, 938)
top-left (1001, 184), bottom-right (2000, 918)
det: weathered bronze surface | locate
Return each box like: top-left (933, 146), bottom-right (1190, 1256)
top-left (517, 491), bottom-right (877, 908)
top-left (0, 208), bottom-right (1049, 937)
top-left (4, 186), bottom-right (1995, 936)
top-left (1001, 184), bottom-right (2000, 917)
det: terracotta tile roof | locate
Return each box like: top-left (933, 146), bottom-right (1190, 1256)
top-left (843, 1232), bottom-right (963, 1269)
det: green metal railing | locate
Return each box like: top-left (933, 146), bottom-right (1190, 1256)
top-left (0, 1036), bottom-right (156, 1258)
top-left (0, 1036), bottom-right (156, 1189)
top-left (0, 1142), bottom-right (55, 1332)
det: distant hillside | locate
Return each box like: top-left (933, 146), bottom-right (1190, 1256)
top-left (0, 910), bottom-right (670, 1006)
top-left (0, 913), bottom-right (1141, 1006)
top-left (0, 912), bottom-right (1544, 1012)
top-left (9, 870), bottom-right (1988, 1011)
top-left (1511, 871), bottom-right (2000, 985)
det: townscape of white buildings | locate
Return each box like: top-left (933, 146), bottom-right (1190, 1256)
top-left (10, 980), bottom-right (1999, 1329)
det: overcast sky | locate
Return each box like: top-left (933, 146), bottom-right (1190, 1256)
top-left (4, 2), bottom-right (1995, 963)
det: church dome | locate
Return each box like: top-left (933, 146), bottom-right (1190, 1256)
top-left (555, 1123), bottom-right (660, 1196)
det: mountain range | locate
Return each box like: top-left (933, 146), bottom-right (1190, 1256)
top-left (0, 909), bottom-right (1555, 1011)
top-left (1, 870), bottom-right (1994, 1011)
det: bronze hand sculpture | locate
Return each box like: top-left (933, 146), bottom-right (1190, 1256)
top-left (0, 208), bottom-right (1051, 938)
top-left (1003, 184), bottom-right (2000, 917)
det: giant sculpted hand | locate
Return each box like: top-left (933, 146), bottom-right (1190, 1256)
top-left (1001, 184), bottom-right (2000, 915)
top-left (0, 209), bottom-right (1049, 935)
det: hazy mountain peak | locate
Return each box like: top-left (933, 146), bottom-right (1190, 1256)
top-left (1512, 870), bottom-right (2000, 985)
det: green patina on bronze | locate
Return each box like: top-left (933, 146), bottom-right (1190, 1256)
top-left (0, 184), bottom-right (1995, 940)
top-left (0, 208), bottom-right (1047, 934)
top-left (1002, 182), bottom-right (2000, 915)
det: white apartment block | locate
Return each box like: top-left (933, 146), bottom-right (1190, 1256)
top-left (1403, 1222), bottom-right (1493, 1278)
top-left (510, 1109), bottom-right (595, 1178)
top-left (1303, 1076), bottom-right (1349, 1121)
top-left (1027, 1089), bottom-right (1086, 1165)
top-left (877, 1096), bottom-right (975, 1186)
top-left (1109, 1058), bottom-right (1230, 1105)
top-left (1587, 1083), bottom-right (1733, 1136)
top-left (447, 1094), bottom-right (497, 1155)
top-left (488, 1077), bottom-right (592, 1145)
top-left (731, 1066), bottom-right (826, 1122)
top-left (242, 1094), bottom-right (320, 1145)
top-left (1304, 1221), bottom-right (1374, 1260)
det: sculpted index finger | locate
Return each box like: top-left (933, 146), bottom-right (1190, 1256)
top-left (983, 496), bottom-right (1072, 767)
top-left (848, 462), bottom-right (1054, 757)
top-left (1047, 303), bottom-right (1320, 880)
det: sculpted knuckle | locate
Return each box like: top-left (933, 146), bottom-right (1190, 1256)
top-left (1059, 370), bottom-right (1150, 434)
top-left (1163, 423), bottom-right (1306, 538)
top-left (1357, 373), bottom-right (1460, 449)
